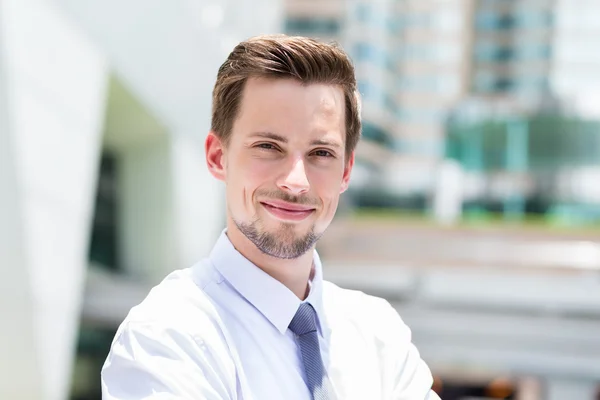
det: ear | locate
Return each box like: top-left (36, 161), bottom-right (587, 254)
top-left (340, 151), bottom-right (355, 193)
top-left (205, 131), bottom-right (226, 181)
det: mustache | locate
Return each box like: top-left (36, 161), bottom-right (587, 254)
top-left (256, 189), bottom-right (320, 207)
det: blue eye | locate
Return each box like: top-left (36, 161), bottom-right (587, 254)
top-left (257, 143), bottom-right (276, 150)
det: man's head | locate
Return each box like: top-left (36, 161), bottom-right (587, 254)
top-left (205, 34), bottom-right (361, 259)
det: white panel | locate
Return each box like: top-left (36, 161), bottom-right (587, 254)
top-left (0, 1), bottom-right (42, 397)
top-left (1, 0), bottom-right (108, 399)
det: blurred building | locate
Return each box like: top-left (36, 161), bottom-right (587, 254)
top-left (345, 0), bottom-right (472, 201)
top-left (285, 0), bottom-right (343, 43)
top-left (285, 0), bottom-right (600, 207)
top-left (470, 0), bottom-right (554, 102)
top-left (347, 0), bottom-right (469, 153)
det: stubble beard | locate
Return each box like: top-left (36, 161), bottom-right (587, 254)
top-left (234, 217), bottom-right (322, 259)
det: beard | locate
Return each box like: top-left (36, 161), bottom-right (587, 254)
top-left (234, 217), bottom-right (322, 259)
top-left (232, 189), bottom-right (323, 259)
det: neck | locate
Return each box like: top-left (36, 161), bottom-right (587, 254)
top-left (226, 220), bottom-right (314, 300)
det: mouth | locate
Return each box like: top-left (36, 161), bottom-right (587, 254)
top-left (260, 200), bottom-right (316, 222)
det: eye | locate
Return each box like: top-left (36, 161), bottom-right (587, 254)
top-left (256, 142), bottom-right (278, 150)
top-left (313, 149), bottom-right (334, 158)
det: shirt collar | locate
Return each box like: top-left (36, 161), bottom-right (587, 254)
top-left (209, 230), bottom-right (328, 337)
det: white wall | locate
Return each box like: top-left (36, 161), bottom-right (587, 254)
top-left (0, 1), bottom-right (41, 396)
top-left (0, 1), bottom-right (108, 399)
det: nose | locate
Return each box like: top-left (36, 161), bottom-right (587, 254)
top-left (277, 157), bottom-right (310, 195)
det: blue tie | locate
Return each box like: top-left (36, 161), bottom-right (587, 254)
top-left (289, 303), bottom-right (332, 400)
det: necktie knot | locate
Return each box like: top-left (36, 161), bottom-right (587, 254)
top-left (289, 303), bottom-right (318, 336)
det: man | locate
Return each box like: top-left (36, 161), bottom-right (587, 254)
top-left (101, 35), bottom-right (440, 400)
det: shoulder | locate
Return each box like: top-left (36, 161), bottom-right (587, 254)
top-left (126, 265), bottom-right (215, 322)
top-left (102, 263), bottom-right (238, 399)
top-left (113, 261), bottom-right (230, 353)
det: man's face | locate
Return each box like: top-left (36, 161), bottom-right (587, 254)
top-left (207, 77), bottom-right (354, 259)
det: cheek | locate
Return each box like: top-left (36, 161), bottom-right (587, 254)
top-left (313, 178), bottom-right (342, 214)
top-left (243, 164), bottom-right (274, 194)
top-left (229, 158), bottom-right (273, 198)
top-left (311, 167), bottom-right (345, 197)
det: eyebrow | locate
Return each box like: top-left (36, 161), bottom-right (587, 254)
top-left (250, 131), bottom-right (343, 149)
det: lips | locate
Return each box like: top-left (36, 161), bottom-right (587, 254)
top-left (260, 200), bottom-right (316, 221)
top-left (261, 200), bottom-right (315, 212)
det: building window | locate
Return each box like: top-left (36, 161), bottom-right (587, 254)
top-left (399, 44), bottom-right (431, 61)
top-left (396, 75), bottom-right (459, 95)
top-left (362, 121), bottom-right (395, 148)
top-left (473, 76), bottom-right (516, 92)
top-left (515, 11), bottom-right (554, 28)
top-left (475, 44), bottom-right (515, 62)
top-left (401, 13), bottom-right (431, 28)
top-left (514, 75), bottom-right (549, 92)
top-left (396, 106), bottom-right (446, 124)
top-left (362, 43), bottom-right (396, 71)
top-left (476, 11), bottom-right (553, 30)
top-left (355, 3), bottom-right (391, 27)
top-left (474, 43), bottom-right (551, 62)
top-left (476, 12), bottom-right (515, 30)
top-left (358, 81), bottom-right (386, 107)
top-left (285, 17), bottom-right (341, 36)
top-left (353, 42), bottom-right (392, 68)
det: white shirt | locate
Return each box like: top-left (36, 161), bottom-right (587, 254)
top-left (101, 231), bottom-right (440, 400)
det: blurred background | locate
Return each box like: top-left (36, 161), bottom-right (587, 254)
top-left (1, 0), bottom-right (600, 399)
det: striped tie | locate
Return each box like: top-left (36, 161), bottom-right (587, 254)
top-left (289, 303), bottom-right (332, 400)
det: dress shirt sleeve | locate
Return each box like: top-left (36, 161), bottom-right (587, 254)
top-left (376, 299), bottom-right (437, 400)
top-left (101, 321), bottom-right (236, 400)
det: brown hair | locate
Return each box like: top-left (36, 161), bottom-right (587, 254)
top-left (211, 34), bottom-right (361, 158)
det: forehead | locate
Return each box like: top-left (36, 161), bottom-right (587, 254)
top-left (232, 77), bottom-right (345, 140)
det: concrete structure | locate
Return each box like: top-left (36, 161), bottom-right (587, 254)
top-left (0, 1), bottom-right (282, 399)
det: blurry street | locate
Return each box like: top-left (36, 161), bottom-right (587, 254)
top-left (320, 217), bottom-right (600, 400)
top-left (321, 217), bottom-right (600, 271)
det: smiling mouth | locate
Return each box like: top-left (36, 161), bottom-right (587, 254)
top-left (260, 201), bottom-right (316, 221)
